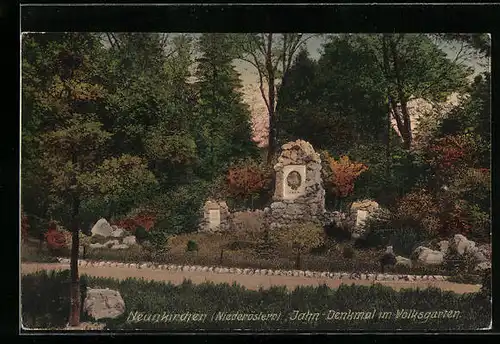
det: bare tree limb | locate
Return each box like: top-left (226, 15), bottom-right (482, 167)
top-left (247, 49), bottom-right (271, 113)
top-left (109, 33), bottom-right (121, 50)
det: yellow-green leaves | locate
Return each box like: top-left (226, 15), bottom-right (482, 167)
top-left (144, 131), bottom-right (197, 165)
top-left (270, 222), bottom-right (325, 254)
top-left (78, 154), bottom-right (158, 197)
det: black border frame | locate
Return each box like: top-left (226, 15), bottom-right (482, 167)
top-left (7, 1), bottom-right (499, 339)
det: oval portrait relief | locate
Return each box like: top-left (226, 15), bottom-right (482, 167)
top-left (286, 171), bottom-right (302, 190)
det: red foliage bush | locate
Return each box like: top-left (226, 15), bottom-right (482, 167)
top-left (438, 199), bottom-right (473, 238)
top-left (426, 135), bottom-right (473, 179)
top-left (394, 189), bottom-right (477, 239)
top-left (44, 221), bottom-right (67, 250)
top-left (226, 161), bottom-right (272, 199)
top-left (327, 155), bottom-right (368, 198)
top-left (112, 211), bottom-right (156, 233)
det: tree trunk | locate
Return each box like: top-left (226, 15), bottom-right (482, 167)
top-left (69, 195), bottom-right (81, 327)
top-left (266, 33), bottom-right (277, 166)
top-left (219, 249), bottom-right (224, 265)
top-left (388, 36), bottom-right (412, 149)
top-left (381, 36), bottom-right (394, 176)
top-left (295, 250), bottom-right (301, 270)
top-left (386, 96), bottom-right (392, 180)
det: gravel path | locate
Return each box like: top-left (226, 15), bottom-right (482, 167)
top-left (21, 262), bottom-right (481, 294)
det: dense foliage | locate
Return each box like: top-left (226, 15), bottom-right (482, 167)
top-left (22, 33), bottom-right (259, 239)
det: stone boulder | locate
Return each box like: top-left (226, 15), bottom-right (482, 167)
top-left (350, 200), bottom-right (380, 214)
top-left (122, 236), bottom-right (137, 246)
top-left (111, 244), bottom-right (129, 250)
top-left (450, 234), bottom-right (476, 255)
top-left (395, 255), bottom-right (412, 268)
top-left (349, 201), bottom-right (382, 239)
top-left (477, 243), bottom-right (492, 260)
top-left (110, 227), bottom-right (126, 238)
top-left (103, 239), bottom-right (120, 248)
top-left (438, 240), bottom-right (450, 254)
top-left (89, 243), bottom-right (106, 249)
top-left (91, 219), bottom-right (113, 238)
top-left (474, 261), bottom-right (491, 272)
top-left (83, 288), bottom-right (125, 320)
top-left (468, 246), bottom-right (488, 264)
top-left (413, 246), bottom-right (444, 265)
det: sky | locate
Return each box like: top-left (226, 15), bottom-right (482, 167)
top-left (234, 34), bottom-right (489, 87)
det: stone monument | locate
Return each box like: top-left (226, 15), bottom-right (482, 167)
top-left (267, 140), bottom-right (326, 230)
top-left (199, 200), bottom-right (230, 232)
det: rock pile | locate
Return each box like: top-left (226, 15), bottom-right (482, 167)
top-left (88, 218), bottom-right (137, 250)
top-left (409, 234), bottom-right (490, 271)
top-left (413, 246), bottom-right (445, 265)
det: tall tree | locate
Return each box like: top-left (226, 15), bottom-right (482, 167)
top-left (365, 34), bottom-right (473, 149)
top-left (22, 33), bottom-right (158, 326)
top-left (276, 41), bottom-right (389, 155)
top-left (194, 33), bottom-right (259, 179)
top-left (236, 33), bottom-right (317, 164)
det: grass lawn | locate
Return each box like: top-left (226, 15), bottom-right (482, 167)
top-left (21, 270), bottom-right (491, 331)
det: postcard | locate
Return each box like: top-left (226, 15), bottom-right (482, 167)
top-left (20, 31), bottom-right (492, 332)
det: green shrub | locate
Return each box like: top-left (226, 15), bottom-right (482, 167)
top-left (443, 250), bottom-right (476, 276)
top-left (21, 243), bottom-right (59, 263)
top-left (142, 245), bottom-right (170, 262)
top-left (22, 272), bottom-right (491, 331)
top-left (134, 226), bottom-right (150, 244)
top-left (360, 208), bottom-right (395, 248)
top-left (390, 227), bottom-right (428, 257)
top-left (21, 270), bottom-right (88, 329)
top-left (147, 228), bottom-right (169, 248)
top-left (186, 240), bottom-right (199, 252)
top-left (323, 222), bottom-right (352, 242)
top-left (361, 208), bottom-right (430, 255)
top-left (479, 269), bottom-right (492, 299)
top-left (342, 245), bottom-right (355, 259)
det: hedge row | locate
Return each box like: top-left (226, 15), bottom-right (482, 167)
top-left (21, 270), bottom-right (491, 331)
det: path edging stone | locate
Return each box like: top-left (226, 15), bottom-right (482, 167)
top-left (62, 257), bottom-right (450, 281)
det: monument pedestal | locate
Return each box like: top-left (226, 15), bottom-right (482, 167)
top-left (267, 140), bottom-right (326, 230)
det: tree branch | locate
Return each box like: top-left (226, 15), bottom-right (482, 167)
top-left (247, 49), bottom-right (270, 113)
top-left (416, 40), bottom-right (466, 98)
